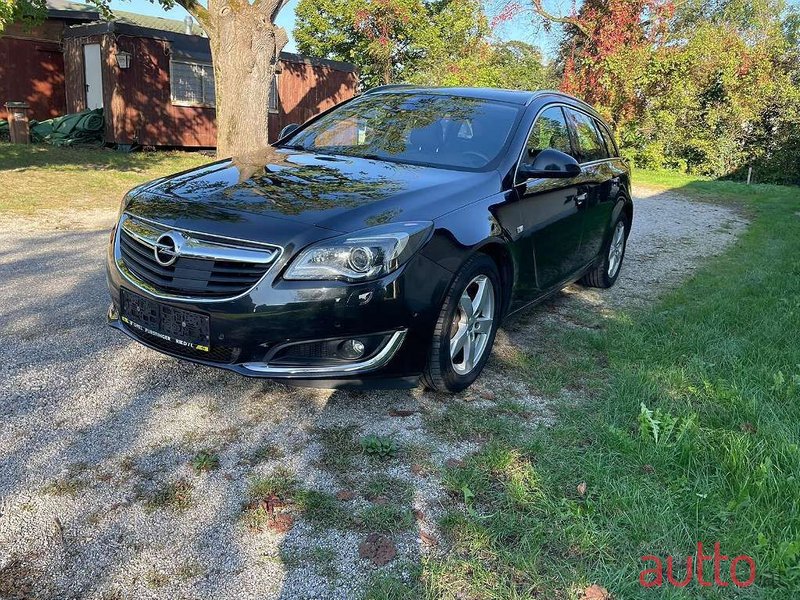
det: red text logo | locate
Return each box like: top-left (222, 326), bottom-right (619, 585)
top-left (640, 542), bottom-right (755, 588)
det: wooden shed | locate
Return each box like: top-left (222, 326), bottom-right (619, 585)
top-left (0, 1), bottom-right (98, 121)
top-left (61, 19), bottom-right (358, 148)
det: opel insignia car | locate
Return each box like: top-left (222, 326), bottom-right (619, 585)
top-left (106, 86), bottom-right (632, 393)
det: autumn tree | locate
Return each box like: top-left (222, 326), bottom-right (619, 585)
top-left (5, 0), bottom-right (290, 157)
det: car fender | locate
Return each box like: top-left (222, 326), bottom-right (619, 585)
top-left (420, 191), bottom-right (517, 313)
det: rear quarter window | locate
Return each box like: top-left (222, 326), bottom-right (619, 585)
top-left (595, 120), bottom-right (618, 157)
top-left (566, 108), bottom-right (608, 163)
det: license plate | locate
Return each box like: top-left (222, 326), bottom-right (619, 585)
top-left (120, 289), bottom-right (211, 352)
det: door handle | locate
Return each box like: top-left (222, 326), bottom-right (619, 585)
top-left (575, 192), bottom-right (587, 205)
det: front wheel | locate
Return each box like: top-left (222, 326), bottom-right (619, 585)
top-left (580, 214), bottom-right (629, 289)
top-left (422, 254), bottom-right (501, 394)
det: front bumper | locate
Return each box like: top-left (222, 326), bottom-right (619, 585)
top-left (106, 226), bottom-right (453, 388)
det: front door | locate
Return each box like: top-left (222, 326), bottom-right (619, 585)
top-left (511, 106), bottom-right (585, 298)
top-left (83, 44), bottom-right (103, 110)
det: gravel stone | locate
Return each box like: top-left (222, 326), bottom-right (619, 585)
top-left (0, 186), bottom-right (746, 598)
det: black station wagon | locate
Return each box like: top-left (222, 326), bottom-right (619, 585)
top-left (106, 87), bottom-right (632, 393)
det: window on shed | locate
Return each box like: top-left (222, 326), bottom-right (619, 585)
top-left (268, 74), bottom-right (280, 113)
top-left (170, 60), bottom-right (215, 107)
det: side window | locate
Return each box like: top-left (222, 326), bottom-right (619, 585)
top-left (524, 107), bottom-right (575, 163)
top-left (596, 120), bottom-right (618, 157)
top-left (566, 109), bottom-right (607, 163)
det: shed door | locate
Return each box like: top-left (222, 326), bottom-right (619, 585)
top-left (83, 44), bottom-right (103, 110)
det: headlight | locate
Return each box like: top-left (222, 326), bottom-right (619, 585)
top-left (284, 221), bottom-right (433, 282)
top-left (117, 192), bottom-right (132, 220)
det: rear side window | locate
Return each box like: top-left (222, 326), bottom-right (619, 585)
top-left (566, 108), bottom-right (608, 163)
top-left (596, 120), bottom-right (618, 157)
top-left (524, 106), bottom-right (576, 162)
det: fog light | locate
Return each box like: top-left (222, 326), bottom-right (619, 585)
top-left (338, 338), bottom-right (366, 359)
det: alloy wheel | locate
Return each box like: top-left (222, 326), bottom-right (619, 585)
top-left (607, 221), bottom-right (626, 278)
top-left (449, 274), bottom-right (495, 375)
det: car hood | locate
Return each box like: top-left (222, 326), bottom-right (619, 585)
top-left (124, 147), bottom-right (498, 245)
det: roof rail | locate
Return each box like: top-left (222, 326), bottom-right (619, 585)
top-left (362, 83), bottom-right (417, 95)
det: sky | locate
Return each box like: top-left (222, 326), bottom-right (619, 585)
top-left (106, 0), bottom-right (561, 56)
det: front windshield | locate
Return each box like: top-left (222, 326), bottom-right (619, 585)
top-left (280, 92), bottom-right (522, 171)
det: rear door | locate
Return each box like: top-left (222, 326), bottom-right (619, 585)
top-left (512, 106), bottom-right (585, 297)
top-left (563, 108), bottom-right (615, 266)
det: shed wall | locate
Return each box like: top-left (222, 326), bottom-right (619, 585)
top-left (0, 21), bottom-right (68, 120)
top-left (59, 31), bottom-right (358, 148)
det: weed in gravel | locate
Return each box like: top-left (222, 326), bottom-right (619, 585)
top-left (364, 565), bottom-right (423, 600)
top-left (404, 442), bottom-right (434, 463)
top-left (176, 561), bottom-right (205, 580)
top-left (190, 449), bottom-right (220, 473)
top-left (144, 569), bottom-right (169, 588)
top-left (278, 547), bottom-right (302, 568)
top-left (43, 476), bottom-right (88, 496)
top-left (248, 467), bottom-right (297, 499)
top-left (308, 547), bottom-right (339, 579)
top-left (358, 504), bottom-right (415, 533)
top-left (242, 468), bottom-right (298, 532)
top-left (143, 479), bottom-right (194, 512)
top-left (42, 463), bottom-right (91, 496)
top-left (360, 434), bottom-right (399, 459)
top-left (362, 475), bottom-right (413, 504)
top-left (314, 424), bottom-right (361, 473)
top-left (242, 442), bottom-right (284, 466)
top-left (294, 489), bottom-right (352, 529)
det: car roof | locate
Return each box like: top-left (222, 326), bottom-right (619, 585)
top-left (362, 85), bottom-right (597, 109)
top-left (363, 85), bottom-right (542, 105)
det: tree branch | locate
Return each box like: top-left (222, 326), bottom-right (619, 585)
top-left (274, 25), bottom-right (288, 52)
top-left (253, 0), bottom-right (288, 21)
top-left (175, 0), bottom-right (214, 32)
top-left (530, 0), bottom-right (589, 37)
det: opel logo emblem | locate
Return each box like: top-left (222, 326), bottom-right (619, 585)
top-left (154, 232), bottom-right (181, 267)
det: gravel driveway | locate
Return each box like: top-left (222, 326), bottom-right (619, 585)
top-left (0, 187), bottom-right (746, 600)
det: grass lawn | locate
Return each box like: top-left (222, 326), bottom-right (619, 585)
top-left (417, 171), bottom-right (800, 599)
top-left (0, 143), bottom-right (210, 215)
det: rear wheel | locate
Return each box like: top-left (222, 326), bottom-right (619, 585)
top-left (422, 254), bottom-right (501, 393)
top-left (580, 214), bottom-right (629, 289)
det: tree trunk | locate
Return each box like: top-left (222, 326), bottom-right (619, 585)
top-left (204, 2), bottom-right (288, 157)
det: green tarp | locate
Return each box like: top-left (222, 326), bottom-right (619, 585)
top-left (32, 108), bottom-right (104, 146)
top-left (0, 109), bottom-right (104, 146)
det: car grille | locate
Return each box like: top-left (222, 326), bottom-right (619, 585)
top-left (116, 214), bottom-right (280, 300)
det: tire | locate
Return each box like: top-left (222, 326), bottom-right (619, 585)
top-left (580, 213), bottom-right (629, 289)
top-left (422, 254), bottom-right (501, 394)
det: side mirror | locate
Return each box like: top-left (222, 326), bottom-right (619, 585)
top-left (518, 148), bottom-right (581, 180)
top-left (279, 123), bottom-right (300, 139)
